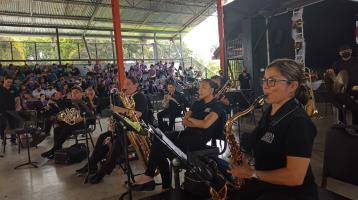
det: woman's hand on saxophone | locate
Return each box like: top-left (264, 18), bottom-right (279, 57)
top-left (112, 105), bottom-right (127, 114)
top-left (227, 157), bottom-right (254, 179)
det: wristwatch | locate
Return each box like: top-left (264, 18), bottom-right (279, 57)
top-left (251, 170), bottom-right (258, 179)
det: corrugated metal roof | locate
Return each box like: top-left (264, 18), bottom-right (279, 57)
top-left (0, 0), bottom-right (218, 39)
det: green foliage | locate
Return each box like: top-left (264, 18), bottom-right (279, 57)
top-left (0, 36), bottom-right (217, 71)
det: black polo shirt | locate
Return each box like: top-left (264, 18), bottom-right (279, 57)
top-left (239, 73), bottom-right (251, 89)
top-left (252, 98), bottom-right (317, 196)
top-left (0, 86), bottom-right (18, 114)
top-left (186, 99), bottom-right (224, 140)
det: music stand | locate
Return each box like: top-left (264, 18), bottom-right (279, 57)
top-left (14, 118), bottom-right (39, 169)
top-left (112, 113), bottom-right (142, 200)
top-left (26, 100), bottom-right (45, 111)
top-left (146, 125), bottom-right (220, 200)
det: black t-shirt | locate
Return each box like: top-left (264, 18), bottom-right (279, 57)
top-left (252, 98), bottom-right (317, 196)
top-left (133, 92), bottom-right (149, 123)
top-left (168, 91), bottom-right (189, 112)
top-left (187, 99), bottom-right (224, 139)
top-left (239, 73), bottom-right (251, 89)
top-left (0, 86), bottom-right (18, 114)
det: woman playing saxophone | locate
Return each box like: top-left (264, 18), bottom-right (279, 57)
top-left (227, 59), bottom-right (318, 200)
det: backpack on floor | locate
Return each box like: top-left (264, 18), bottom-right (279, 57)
top-left (54, 143), bottom-right (88, 164)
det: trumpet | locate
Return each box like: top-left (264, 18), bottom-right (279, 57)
top-left (214, 80), bottom-right (231, 100)
top-left (162, 93), bottom-right (182, 108)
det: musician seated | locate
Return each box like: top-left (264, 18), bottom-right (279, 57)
top-left (42, 89), bottom-right (66, 135)
top-left (157, 81), bottom-right (188, 131)
top-left (76, 77), bottom-right (149, 184)
top-left (132, 79), bottom-right (225, 191)
top-left (227, 59), bottom-right (318, 200)
top-left (84, 87), bottom-right (99, 115)
top-left (41, 86), bottom-right (95, 159)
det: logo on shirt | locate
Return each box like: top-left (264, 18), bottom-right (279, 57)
top-left (204, 107), bottom-right (211, 112)
top-left (260, 132), bottom-right (275, 144)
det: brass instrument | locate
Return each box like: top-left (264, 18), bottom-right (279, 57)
top-left (56, 107), bottom-right (81, 125)
top-left (117, 91), bottom-right (153, 170)
top-left (210, 95), bottom-right (265, 200)
top-left (162, 93), bottom-right (182, 109)
top-left (162, 94), bottom-right (171, 108)
top-left (333, 70), bottom-right (349, 94)
top-left (214, 80), bottom-right (231, 100)
top-left (304, 67), bottom-right (321, 119)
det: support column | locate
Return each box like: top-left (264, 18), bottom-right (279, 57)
top-left (153, 33), bottom-right (158, 63)
top-left (179, 34), bottom-right (184, 66)
top-left (56, 28), bottom-right (62, 65)
top-left (110, 31), bottom-right (116, 63)
top-left (217, 0), bottom-right (225, 72)
top-left (10, 41), bottom-right (13, 61)
top-left (141, 44), bottom-right (145, 60)
top-left (265, 17), bottom-right (270, 64)
top-left (77, 43), bottom-right (80, 59)
top-left (94, 40), bottom-right (98, 60)
top-left (34, 42), bottom-right (38, 60)
top-left (82, 36), bottom-right (91, 62)
top-left (111, 0), bottom-right (125, 89)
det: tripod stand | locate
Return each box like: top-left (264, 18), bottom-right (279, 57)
top-left (112, 113), bottom-right (142, 200)
top-left (14, 121), bottom-right (38, 169)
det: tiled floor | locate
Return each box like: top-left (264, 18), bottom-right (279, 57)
top-left (0, 103), bottom-right (357, 200)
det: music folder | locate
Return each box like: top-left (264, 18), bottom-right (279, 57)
top-left (151, 125), bottom-right (188, 161)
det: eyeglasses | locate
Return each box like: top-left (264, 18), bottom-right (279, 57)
top-left (261, 78), bottom-right (291, 87)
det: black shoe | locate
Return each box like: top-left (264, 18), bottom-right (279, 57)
top-left (41, 150), bottom-right (54, 159)
top-left (131, 180), bottom-right (156, 191)
top-left (89, 173), bottom-right (104, 184)
top-left (10, 139), bottom-right (17, 145)
top-left (76, 165), bottom-right (97, 174)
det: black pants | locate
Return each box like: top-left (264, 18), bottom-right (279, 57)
top-left (333, 93), bottom-right (358, 125)
top-left (50, 122), bottom-right (85, 152)
top-left (145, 130), bottom-right (210, 189)
top-left (228, 179), bottom-right (318, 200)
top-left (157, 108), bottom-right (182, 131)
top-left (86, 131), bottom-right (111, 169)
top-left (92, 131), bottom-right (124, 175)
top-left (0, 112), bottom-right (18, 142)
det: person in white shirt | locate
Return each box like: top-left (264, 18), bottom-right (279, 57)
top-left (32, 85), bottom-right (45, 99)
top-left (45, 86), bottom-right (57, 99)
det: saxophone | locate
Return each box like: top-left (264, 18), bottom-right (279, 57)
top-left (210, 95), bottom-right (265, 200)
top-left (117, 91), bottom-right (153, 169)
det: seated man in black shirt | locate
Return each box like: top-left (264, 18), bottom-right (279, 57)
top-left (227, 59), bottom-right (317, 200)
top-left (327, 45), bottom-right (358, 125)
top-left (41, 86), bottom-right (95, 159)
top-left (76, 76), bottom-right (149, 184)
top-left (157, 81), bottom-right (188, 131)
top-left (132, 79), bottom-right (225, 191)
